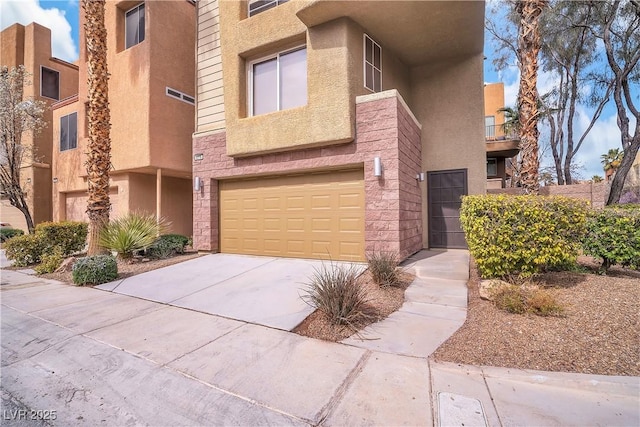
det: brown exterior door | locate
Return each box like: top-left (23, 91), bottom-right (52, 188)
top-left (427, 169), bottom-right (468, 249)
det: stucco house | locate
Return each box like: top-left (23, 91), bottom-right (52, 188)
top-left (0, 23), bottom-right (79, 230)
top-left (50, 0), bottom-right (196, 236)
top-left (192, 0), bottom-right (487, 261)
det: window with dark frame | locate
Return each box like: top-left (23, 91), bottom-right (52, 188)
top-left (125, 3), bottom-right (145, 49)
top-left (60, 112), bottom-right (78, 151)
top-left (248, 0), bottom-right (289, 17)
top-left (165, 87), bottom-right (195, 105)
top-left (250, 47), bottom-right (307, 116)
top-left (364, 35), bottom-right (381, 92)
top-left (487, 158), bottom-right (498, 176)
top-left (41, 67), bottom-right (60, 100)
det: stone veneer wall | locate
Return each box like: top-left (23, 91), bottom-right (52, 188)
top-left (192, 90), bottom-right (423, 259)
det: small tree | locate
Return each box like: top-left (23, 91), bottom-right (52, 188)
top-left (601, 148), bottom-right (623, 181)
top-left (0, 66), bottom-right (46, 233)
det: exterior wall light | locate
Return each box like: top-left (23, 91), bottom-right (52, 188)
top-left (416, 172), bottom-right (425, 182)
top-left (194, 176), bottom-right (202, 192)
top-left (373, 157), bottom-right (382, 177)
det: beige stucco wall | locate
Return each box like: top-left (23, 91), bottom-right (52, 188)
top-left (51, 1), bottom-right (195, 236)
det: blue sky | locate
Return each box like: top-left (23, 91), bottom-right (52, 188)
top-left (1, 0), bottom-right (623, 179)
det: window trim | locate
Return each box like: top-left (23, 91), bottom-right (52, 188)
top-left (247, 45), bottom-right (307, 117)
top-left (248, 0), bottom-right (289, 17)
top-left (60, 112), bottom-right (78, 152)
top-left (363, 34), bottom-right (382, 93)
top-left (40, 66), bottom-right (60, 100)
top-left (125, 3), bottom-right (145, 50)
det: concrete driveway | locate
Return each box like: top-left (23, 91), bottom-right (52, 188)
top-left (96, 254), bottom-right (360, 331)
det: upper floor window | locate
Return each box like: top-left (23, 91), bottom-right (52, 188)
top-left (250, 47), bottom-right (307, 116)
top-left (60, 112), bottom-right (78, 151)
top-left (364, 35), bottom-right (381, 92)
top-left (125, 3), bottom-right (145, 49)
top-left (41, 66), bottom-right (59, 100)
top-left (166, 87), bottom-right (195, 105)
top-left (249, 0), bottom-right (289, 17)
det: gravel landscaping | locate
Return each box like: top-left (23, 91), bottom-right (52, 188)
top-left (432, 257), bottom-right (640, 376)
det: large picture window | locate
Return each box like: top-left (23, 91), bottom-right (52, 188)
top-left (60, 112), bottom-right (78, 151)
top-left (125, 3), bottom-right (145, 49)
top-left (364, 35), bottom-right (381, 92)
top-left (41, 66), bottom-right (59, 100)
top-left (250, 47), bottom-right (307, 116)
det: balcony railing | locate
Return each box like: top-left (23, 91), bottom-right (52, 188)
top-left (486, 124), bottom-right (519, 141)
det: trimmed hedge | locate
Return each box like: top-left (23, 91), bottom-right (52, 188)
top-left (582, 206), bottom-right (640, 271)
top-left (0, 228), bottom-right (24, 242)
top-left (4, 221), bottom-right (88, 267)
top-left (35, 221), bottom-right (88, 255)
top-left (72, 255), bottom-right (118, 285)
top-left (460, 195), bottom-right (588, 278)
top-left (4, 234), bottom-right (46, 267)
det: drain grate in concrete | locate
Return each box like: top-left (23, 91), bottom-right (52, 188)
top-left (437, 392), bottom-right (487, 427)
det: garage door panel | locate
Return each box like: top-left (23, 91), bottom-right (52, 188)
top-left (220, 169), bottom-right (364, 261)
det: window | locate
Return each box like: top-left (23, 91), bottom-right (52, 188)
top-left (364, 35), bottom-right (381, 92)
top-left (248, 0), bottom-right (288, 17)
top-left (41, 67), bottom-right (59, 100)
top-left (487, 158), bottom-right (497, 176)
top-left (60, 112), bottom-right (78, 151)
top-left (125, 3), bottom-right (145, 49)
top-left (250, 47), bottom-right (307, 116)
top-left (485, 116), bottom-right (496, 138)
top-left (166, 87), bottom-right (195, 105)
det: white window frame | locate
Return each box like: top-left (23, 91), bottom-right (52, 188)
top-left (485, 115), bottom-right (496, 138)
top-left (363, 34), bottom-right (382, 93)
top-left (60, 112), bottom-right (78, 152)
top-left (165, 87), bottom-right (195, 105)
top-left (247, 45), bottom-right (307, 117)
top-left (125, 3), bottom-right (145, 50)
top-left (248, 0), bottom-right (289, 17)
top-left (40, 66), bottom-right (60, 100)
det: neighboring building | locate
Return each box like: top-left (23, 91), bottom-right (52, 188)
top-left (0, 23), bottom-right (79, 229)
top-left (192, 0), bottom-right (486, 261)
top-left (625, 150), bottom-right (640, 189)
top-left (51, 1), bottom-right (196, 236)
top-left (484, 82), bottom-right (520, 189)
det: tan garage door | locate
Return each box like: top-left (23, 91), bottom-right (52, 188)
top-left (220, 169), bottom-right (364, 261)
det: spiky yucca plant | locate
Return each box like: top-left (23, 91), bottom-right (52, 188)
top-left (366, 251), bottom-right (401, 287)
top-left (99, 212), bottom-right (168, 259)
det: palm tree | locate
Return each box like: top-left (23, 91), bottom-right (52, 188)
top-left (515, 0), bottom-right (547, 194)
top-left (82, 0), bottom-right (111, 255)
top-left (498, 106), bottom-right (520, 137)
top-left (601, 148), bottom-right (623, 181)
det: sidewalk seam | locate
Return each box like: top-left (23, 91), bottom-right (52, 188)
top-left (480, 366), bottom-right (505, 427)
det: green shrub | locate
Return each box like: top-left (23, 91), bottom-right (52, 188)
top-left (301, 263), bottom-right (369, 326)
top-left (35, 221), bottom-right (87, 255)
top-left (35, 247), bottom-right (65, 274)
top-left (366, 251), bottom-right (401, 287)
top-left (99, 212), bottom-right (168, 259)
top-left (4, 234), bottom-right (46, 266)
top-left (460, 195), bottom-right (588, 279)
top-left (493, 285), bottom-right (563, 316)
top-left (0, 228), bottom-right (24, 242)
top-left (147, 234), bottom-right (189, 259)
top-left (582, 206), bottom-right (640, 271)
top-left (72, 255), bottom-right (118, 285)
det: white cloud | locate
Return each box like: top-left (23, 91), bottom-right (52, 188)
top-left (0, 0), bottom-right (78, 62)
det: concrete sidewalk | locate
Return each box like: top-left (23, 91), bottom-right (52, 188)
top-left (2, 268), bottom-right (638, 426)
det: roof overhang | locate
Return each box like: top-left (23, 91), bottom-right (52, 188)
top-left (297, 0), bottom-right (485, 66)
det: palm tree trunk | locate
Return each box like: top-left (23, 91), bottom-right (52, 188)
top-left (82, 0), bottom-right (111, 255)
top-left (516, 0), bottom-right (546, 194)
